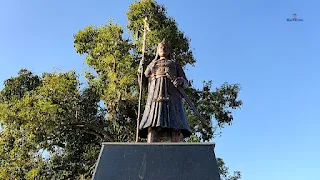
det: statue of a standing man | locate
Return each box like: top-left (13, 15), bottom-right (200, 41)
top-left (139, 39), bottom-right (192, 142)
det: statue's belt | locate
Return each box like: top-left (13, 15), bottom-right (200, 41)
top-left (152, 97), bottom-right (170, 102)
top-left (149, 74), bottom-right (168, 81)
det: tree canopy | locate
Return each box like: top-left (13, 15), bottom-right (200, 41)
top-left (0, 1), bottom-right (242, 179)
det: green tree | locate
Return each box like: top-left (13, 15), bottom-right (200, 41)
top-left (0, 0), bottom-right (242, 179)
top-left (0, 69), bottom-right (106, 179)
top-left (218, 158), bottom-right (242, 180)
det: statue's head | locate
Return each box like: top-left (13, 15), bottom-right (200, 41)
top-left (156, 39), bottom-right (172, 59)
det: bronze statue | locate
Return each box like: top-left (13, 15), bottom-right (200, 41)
top-left (138, 39), bottom-right (192, 142)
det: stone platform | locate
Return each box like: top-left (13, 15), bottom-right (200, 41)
top-left (93, 143), bottom-right (221, 180)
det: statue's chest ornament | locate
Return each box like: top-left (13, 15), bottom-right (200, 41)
top-left (152, 60), bottom-right (176, 76)
top-left (149, 60), bottom-right (176, 102)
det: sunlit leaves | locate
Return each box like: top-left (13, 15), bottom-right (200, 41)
top-left (74, 20), bottom-right (136, 120)
top-left (127, 0), bottom-right (195, 67)
top-left (0, 70), bottom-right (105, 179)
top-left (217, 158), bottom-right (242, 180)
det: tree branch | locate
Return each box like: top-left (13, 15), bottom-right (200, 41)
top-left (81, 129), bottom-right (104, 141)
top-left (70, 122), bottom-right (113, 142)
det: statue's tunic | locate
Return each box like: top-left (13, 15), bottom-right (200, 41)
top-left (139, 58), bottom-right (192, 138)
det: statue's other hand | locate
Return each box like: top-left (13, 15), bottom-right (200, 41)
top-left (173, 77), bottom-right (185, 87)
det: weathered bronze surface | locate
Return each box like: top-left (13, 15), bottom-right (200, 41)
top-left (139, 39), bottom-right (192, 142)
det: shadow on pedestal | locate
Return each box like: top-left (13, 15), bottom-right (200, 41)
top-left (93, 143), bottom-right (221, 180)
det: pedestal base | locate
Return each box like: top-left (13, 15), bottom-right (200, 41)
top-left (93, 143), bottom-right (221, 180)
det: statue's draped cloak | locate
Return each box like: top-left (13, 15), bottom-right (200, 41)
top-left (139, 59), bottom-right (192, 138)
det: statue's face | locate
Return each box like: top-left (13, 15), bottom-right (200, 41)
top-left (158, 44), bottom-right (169, 58)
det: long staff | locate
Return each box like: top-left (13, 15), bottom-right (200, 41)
top-left (136, 17), bottom-right (149, 142)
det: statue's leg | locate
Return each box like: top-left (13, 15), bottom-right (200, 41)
top-left (147, 127), bottom-right (158, 143)
top-left (158, 129), bottom-right (171, 142)
top-left (171, 129), bottom-right (182, 142)
top-left (148, 128), bottom-right (182, 142)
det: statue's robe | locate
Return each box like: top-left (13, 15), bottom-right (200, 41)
top-left (139, 58), bottom-right (192, 138)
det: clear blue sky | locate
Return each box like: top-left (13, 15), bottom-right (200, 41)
top-left (1, 0), bottom-right (319, 179)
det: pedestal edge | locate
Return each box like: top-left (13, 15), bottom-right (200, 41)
top-left (101, 142), bottom-right (215, 147)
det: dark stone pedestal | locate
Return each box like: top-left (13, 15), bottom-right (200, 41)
top-left (93, 143), bottom-right (221, 180)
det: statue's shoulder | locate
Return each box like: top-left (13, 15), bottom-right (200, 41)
top-left (166, 59), bottom-right (177, 64)
top-left (147, 59), bottom-right (156, 67)
top-left (170, 59), bottom-right (182, 66)
top-left (149, 59), bottom-right (179, 66)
